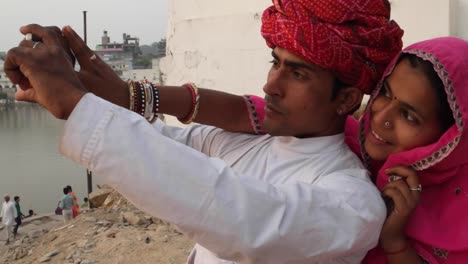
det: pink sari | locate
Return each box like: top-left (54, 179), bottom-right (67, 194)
top-left (353, 37), bottom-right (468, 263)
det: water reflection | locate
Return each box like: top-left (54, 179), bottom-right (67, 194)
top-left (0, 103), bottom-right (90, 214)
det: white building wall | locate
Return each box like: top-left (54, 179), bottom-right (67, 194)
top-left (122, 58), bottom-right (163, 84)
top-left (160, 0), bottom-right (468, 125)
top-left (390, 0), bottom-right (456, 46)
top-left (160, 0), bottom-right (271, 97)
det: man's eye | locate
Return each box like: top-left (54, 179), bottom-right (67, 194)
top-left (292, 71), bottom-right (304, 79)
top-left (380, 85), bottom-right (391, 98)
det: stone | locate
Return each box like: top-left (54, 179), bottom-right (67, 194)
top-left (45, 250), bottom-right (59, 257)
top-left (66, 252), bottom-right (75, 260)
top-left (96, 220), bottom-right (113, 227)
top-left (28, 230), bottom-right (43, 239)
top-left (122, 212), bottom-right (147, 226)
top-left (84, 242), bottom-right (96, 249)
top-left (14, 247), bottom-right (28, 260)
top-left (76, 239), bottom-right (89, 248)
top-left (88, 189), bottom-right (113, 208)
top-left (84, 217), bottom-right (97, 223)
top-left (32, 220), bottom-right (42, 225)
top-left (44, 234), bottom-right (58, 243)
top-left (106, 232), bottom-right (116, 238)
top-left (39, 256), bottom-right (51, 262)
top-left (102, 195), bottom-right (115, 208)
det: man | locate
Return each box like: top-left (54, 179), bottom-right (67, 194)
top-left (4, 0), bottom-right (403, 263)
top-left (0, 195), bottom-right (16, 245)
top-left (13, 196), bottom-right (25, 238)
top-left (59, 187), bottom-right (74, 223)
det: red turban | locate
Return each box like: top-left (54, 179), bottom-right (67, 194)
top-left (261, 0), bottom-right (404, 94)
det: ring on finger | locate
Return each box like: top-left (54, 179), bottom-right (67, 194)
top-left (32, 42), bottom-right (42, 49)
top-left (388, 175), bottom-right (403, 182)
top-left (25, 33), bottom-right (33, 41)
top-left (409, 184), bottom-right (422, 192)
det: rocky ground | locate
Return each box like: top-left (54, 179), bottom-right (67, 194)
top-left (0, 187), bottom-right (194, 264)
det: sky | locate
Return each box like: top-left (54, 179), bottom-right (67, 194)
top-left (0, 0), bottom-right (168, 52)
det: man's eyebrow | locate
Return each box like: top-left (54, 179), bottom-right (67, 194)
top-left (271, 51), bottom-right (318, 72)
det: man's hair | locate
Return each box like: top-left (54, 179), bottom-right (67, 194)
top-left (63, 187), bottom-right (69, 195)
top-left (66, 185), bottom-right (73, 192)
top-left (14, 196), bottom-right (19, 202)
top-left (400, 54), bottom-right (454, 131)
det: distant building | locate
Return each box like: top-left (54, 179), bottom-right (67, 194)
top-left (121, 58), bottom-right (163, 84)
top-left (95, 31), bottom-right (142, 77)
top-left (0, 58), bottom-right (17, 102)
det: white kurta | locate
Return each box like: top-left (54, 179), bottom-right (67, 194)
top-left (60, 94), bottom-right (386, 264)
top-left (0, 201), bottom-right (16, 226)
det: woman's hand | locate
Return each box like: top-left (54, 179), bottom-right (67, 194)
top-left (380, 166), bottom-right (421, 253)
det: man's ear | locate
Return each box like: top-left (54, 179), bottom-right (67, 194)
top-left (336, 87), bottom-right (363, 115)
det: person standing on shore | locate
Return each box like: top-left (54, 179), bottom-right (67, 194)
top-left (0, 194), bottom-right (16, 245)
top-left (13, 196), bottom-right (25, 238)
top-left (59, 188), bottom-right (74, 222)
top-left (66, 185), bottom-right (79, 218)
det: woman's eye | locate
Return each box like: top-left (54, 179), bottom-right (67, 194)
top-left (401, 109), bottom-right (417, 123)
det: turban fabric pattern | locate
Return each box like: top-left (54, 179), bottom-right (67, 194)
top-left (261, 0), bottom-right (404, 94)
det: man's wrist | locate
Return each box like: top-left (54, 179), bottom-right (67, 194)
top-left (63, 89), bottom-right (87, 120)
top-left (381, 236), bottom-right (408, 255)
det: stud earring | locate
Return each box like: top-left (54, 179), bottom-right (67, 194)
top-left (384, 121), bottom-right (391, 128)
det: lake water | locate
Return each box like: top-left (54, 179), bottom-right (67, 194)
top-left (0, 103), bottom-right (100, 214)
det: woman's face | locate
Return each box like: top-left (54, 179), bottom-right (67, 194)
top-left (364, 58), bottom-right (447, 161)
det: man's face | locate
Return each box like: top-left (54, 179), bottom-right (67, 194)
top-left (4, 196), bottom-right (10, 202)
top-left (262, 47), bottom-right (341, 137)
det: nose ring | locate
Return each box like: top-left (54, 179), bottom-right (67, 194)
top-left (384, 121), bottom-right (391, 128)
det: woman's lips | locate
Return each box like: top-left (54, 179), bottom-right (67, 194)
top-left (368, 129), bottom-right (389, 145)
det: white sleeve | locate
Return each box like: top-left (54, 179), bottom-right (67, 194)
top-left (60, 94), bottom-right (385, 263)
top-left (153, 120), bottom-right (258, 158)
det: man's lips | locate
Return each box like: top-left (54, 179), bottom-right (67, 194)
top-left (264, 103), bottom-right (282, 115)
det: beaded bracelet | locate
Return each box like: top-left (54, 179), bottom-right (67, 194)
top-left (142, 81), bottom-right (153, 120)
top-left (133, 81), bottom-right (146, 117)
top-left (147, 82), bottom-right (160, 124)
top-left (128, 80), bottom-right (136, 112)
top-left (178, 83), bottom-right (200, 124)
top-left (128, 80), bottom-right (161, 123)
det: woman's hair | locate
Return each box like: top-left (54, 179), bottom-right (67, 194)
top-left (400, 54), bottom-right (455, 131)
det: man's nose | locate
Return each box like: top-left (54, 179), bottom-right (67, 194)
top-left (263, 69), bottom-right (284, 97)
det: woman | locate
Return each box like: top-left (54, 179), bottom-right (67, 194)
top-left (236, 37), bottom-right (468, 263)
top-left (66, 185), bottom-right (80, 218)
